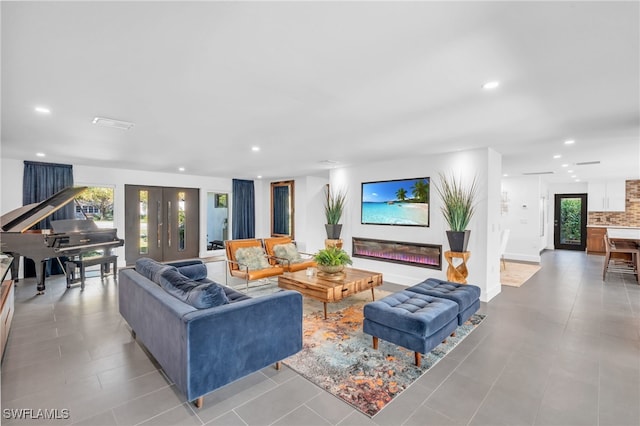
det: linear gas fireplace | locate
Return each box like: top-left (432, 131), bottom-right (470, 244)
top-left (352, 237), bottom-right (442, 270)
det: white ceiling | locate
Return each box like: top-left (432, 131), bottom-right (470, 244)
top-left (1, 1), bottom-right (638, 183)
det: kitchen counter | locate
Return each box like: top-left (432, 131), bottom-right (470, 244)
top-left (607, 228), bottom-right (640, 240)
top-left (587, 225), bottom-right (640, 229)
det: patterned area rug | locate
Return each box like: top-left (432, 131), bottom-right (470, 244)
top-left (501, 261), bottom-right (541, 287)
top-left (283, 291), bottom-right (486, 417)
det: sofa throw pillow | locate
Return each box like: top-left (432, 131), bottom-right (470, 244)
top-left (234, 246), bottom-right (271, 271)
top-left (135, 258), bottom-right (176, 285)
top-left (175, 263), bottom-right (208, 281)
top-left (273, 243), bottom-right (303, 264)
top-left (158, 268), bottom-right (229, 309)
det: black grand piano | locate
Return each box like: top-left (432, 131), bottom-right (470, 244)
top-left (0, 186), bottom-right (124, 295)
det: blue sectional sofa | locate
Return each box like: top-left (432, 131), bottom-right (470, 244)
top-left (118, 258), bottom-right (303, 408)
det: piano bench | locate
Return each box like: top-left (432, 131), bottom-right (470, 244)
top-left (65, 255), bottom-right (118, 290)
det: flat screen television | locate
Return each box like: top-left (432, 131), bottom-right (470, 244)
top-left (361, 177), bottom-right (430, 226)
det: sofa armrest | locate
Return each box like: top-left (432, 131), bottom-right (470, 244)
top-left (181, 290), bottom-right (303, 400)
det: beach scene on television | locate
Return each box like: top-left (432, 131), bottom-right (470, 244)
top-left (361, 177), bottom-right (430, 226)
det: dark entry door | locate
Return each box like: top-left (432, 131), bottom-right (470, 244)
top-left (554, 193), bottom-right (587, 251)
top-left (125, 185), bottom-right (199, 264)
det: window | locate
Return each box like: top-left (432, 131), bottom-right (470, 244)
top-left (74, 185), bottom-right (115, 229)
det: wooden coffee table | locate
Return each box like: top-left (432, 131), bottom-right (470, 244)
top-left (278, 268), bottom-right (383, 319)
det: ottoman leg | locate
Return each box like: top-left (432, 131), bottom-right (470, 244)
top-left (372, 336), bottom-right (379, 350)
top-left (451, 331), bottom-right (456, 337)
top-left (415, 352), bottom-right (421, 367)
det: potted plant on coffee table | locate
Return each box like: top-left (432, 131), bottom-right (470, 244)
top-left (323, 185), bottom-right (347, 239)
top-left (435, 171), bottom-right (479, 252)
top-left (314, 246), bottom-right (353, 276)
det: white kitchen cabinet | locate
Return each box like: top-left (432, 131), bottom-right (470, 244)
top-left (588, 180), bottom-right (626, 212)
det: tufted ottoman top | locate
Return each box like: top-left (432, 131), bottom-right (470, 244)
top-left (363, 290), bottom-right (458, 337)
top-left (407, 278), bottom-right (481, 308)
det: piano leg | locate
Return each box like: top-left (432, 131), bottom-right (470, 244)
top-left (35, 260), bottom-right (47, 295)
top-left (10, 255), bottom-right (20, 284)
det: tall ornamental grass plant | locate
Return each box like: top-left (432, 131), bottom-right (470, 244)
top-left (435, 172), bottom-right (479, 232)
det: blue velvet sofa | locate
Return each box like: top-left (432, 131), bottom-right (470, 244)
top-left (118, 258), bottom-right (303, 408)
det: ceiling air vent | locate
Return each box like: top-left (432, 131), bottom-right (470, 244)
top-left (522, 171), bottom-right (554, 175)
top-left (575, 161), bottom-right (601, 165)
top-left (92, 117), bottom-right (135, 130)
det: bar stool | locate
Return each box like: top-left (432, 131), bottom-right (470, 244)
top-left (602, 235), bottom-right (639, 281)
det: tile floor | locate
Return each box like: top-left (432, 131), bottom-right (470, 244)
top-left (1, 249), bottom-right (639, 425)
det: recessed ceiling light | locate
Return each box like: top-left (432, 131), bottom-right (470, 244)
top-left (256, 175), bottom-right (262, 179)
top-left (35, 106), bottom-right (50, 114)
top-left (251, 146), bottom-right (260, 152)
top-left (503, 174), bottom-right (508, 177)
top-left (564, 140), bottom-right (575, 145)
top-left (553, 154), bottom-right (561, 159)
top-left (561, 164), bottom-right (569, 167)
top-left (482, 81), bottom-right (500, 90)
top-left (178, 167), bottom-right (185, 172)
top-left (567, 170), bottom-right (574, 173)
top-left (575, 179), bottom-right (581, 182)
top-left (92, 116), bottom-right (135, 130)
top-left (36, 152), bottom-right (46, 157)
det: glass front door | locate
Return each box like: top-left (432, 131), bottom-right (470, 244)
top-left (554, 193), bottom-right (587, 251)
top-left (125, 185), bottom-right (199, 264)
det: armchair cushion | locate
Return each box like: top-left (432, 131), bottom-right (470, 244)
top-left (273, 243), bottom-right (303, 264)
top-left (235, 246), bottom-right (271, 271)
top-left (159, 268), bottom-right (229, 309)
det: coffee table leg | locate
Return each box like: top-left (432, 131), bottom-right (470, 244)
top-left (323, 302), bottom-right (327, 319)
top-left (371, 288), bottom-right (375, 300)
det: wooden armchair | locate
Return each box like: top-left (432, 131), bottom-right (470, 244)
top-left (263, 237), bottom-right (317, 273)
top-left (224, 239), bottom-right (284, 291)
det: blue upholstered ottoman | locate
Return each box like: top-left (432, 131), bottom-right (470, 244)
top-left (363, 290), bottom-right (459, 366)
top-left (407, 278), bottom-right (481, 325)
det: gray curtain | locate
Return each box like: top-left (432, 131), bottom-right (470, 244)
top-left (231, 179), bottom-right (255, 239)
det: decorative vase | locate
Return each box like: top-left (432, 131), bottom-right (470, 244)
top-left (316, 263), bottom-right (345, 280)
top-left (325, 224), bottom-right (343, 239)
top-left (317, 264), bottom-right (344, 274)
top-left (446, 230), bottom-right (471, 252)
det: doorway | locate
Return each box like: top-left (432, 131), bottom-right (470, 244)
top-left (554, 193), bottom-right (587, 251)
top-left (124, 185), bottom-right (199, 264)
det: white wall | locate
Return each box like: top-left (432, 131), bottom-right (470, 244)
top-left (295, 176), bottom-right (329, 254)
top-left (485, 149), bottom-right (503, 300)
top-left (329, 148), bottom-right (501, 302)
top-left (500, 176), bottom-right (545, 262)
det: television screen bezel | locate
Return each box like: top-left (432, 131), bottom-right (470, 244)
top-left (361, 176), bottom-right (430, 227)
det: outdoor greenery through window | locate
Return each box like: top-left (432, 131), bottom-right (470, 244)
top-left (75, 186), bottom-right (115, 227)
top-left (560, 197), bottom-right (581, 244)
top-left (74, 185), bottom-right (115, 256)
